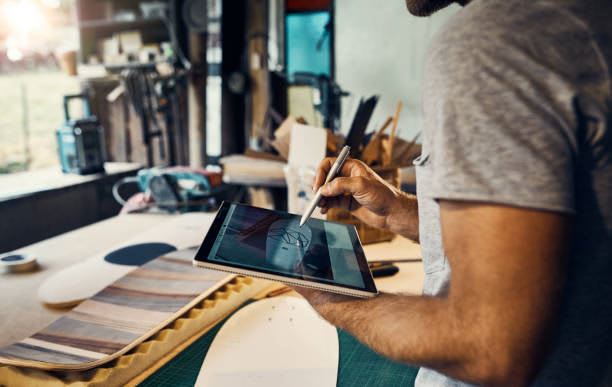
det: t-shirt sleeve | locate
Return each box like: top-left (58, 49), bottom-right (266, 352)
top-left (420, 6), bottom-right (597, 214)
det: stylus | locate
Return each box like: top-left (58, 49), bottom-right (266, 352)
top-left (300, 145), bottom-right (351, 227)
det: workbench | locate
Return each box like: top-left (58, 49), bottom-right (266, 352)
top-left (0, 212), bottom-right (424, 385)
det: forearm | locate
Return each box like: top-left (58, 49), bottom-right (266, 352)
top-left (324, 293), bottom-right (451, 363)
top-left (386, 192), bottom-right (419, 241)
top-left (314, 293), bottom-right (478, 381)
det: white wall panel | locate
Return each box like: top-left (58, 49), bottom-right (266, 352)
top-left (335, 1), bottom-right (458, 140)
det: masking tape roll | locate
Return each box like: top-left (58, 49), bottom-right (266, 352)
top-left (0, 253), bottom-right (38, 273)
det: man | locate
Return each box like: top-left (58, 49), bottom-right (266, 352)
top-left (295, 0), bottom-right (612, 385)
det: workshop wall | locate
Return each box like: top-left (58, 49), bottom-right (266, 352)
top-left (335, 0), bottom-right (458, 140)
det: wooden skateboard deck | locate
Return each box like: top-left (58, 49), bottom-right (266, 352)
top-left (38, 213), bottom-right (215, 308)
top-left (195, 297), bottom-right (338, 387)
top-left (0, 249), bottom-right (234, 371)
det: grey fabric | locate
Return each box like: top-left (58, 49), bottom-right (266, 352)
top-left (414, 0), bottom-right (612, 386)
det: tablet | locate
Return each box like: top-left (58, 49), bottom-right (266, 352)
top-left (193, 202), bottom-right (378, 298)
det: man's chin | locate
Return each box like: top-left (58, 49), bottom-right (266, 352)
top-left (404, 0), bottom-right (455, 16)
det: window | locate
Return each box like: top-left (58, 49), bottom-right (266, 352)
top-left (285, 11), bottom-right (332, 77)
top-left (0, 0), bottom-right (79, 174)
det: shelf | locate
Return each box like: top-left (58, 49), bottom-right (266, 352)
top-left (79, 17), bottom-right (165, 30)
top-left (104, 60), bottom-right (168, 73)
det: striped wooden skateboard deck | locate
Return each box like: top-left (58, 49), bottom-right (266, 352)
top-left (38, 213), bottom-right (215, 308)
top-left (0, 249), bottom-right (234, 371)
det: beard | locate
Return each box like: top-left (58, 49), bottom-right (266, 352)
top-left (404, 0), bottom-right (458, 16)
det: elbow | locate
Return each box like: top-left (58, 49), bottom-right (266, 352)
top-left (464, 351), bottom-right (534, 387)
top-left (385, 341), bottom-right (535, 386)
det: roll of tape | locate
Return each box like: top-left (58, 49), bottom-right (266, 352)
top-left (0, 253), bottom-right (38, 273)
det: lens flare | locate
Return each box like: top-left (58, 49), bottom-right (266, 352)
top-left (1, 0), bottom-right (45, 35)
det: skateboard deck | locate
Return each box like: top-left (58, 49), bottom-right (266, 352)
top-left (0, 249), bottom-right (234, 371)
top-left (38, 213), bottom-right (215, 308)
top-left (195, 297), bottom-right (338, 387)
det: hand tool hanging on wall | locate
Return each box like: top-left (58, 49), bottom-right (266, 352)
top-left (154, 74), bottom-right (186, 166)
top-left (122, 69), bottom-right (166, 167)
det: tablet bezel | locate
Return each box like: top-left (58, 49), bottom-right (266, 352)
top-left (193, 202), bottom-right (378, 298)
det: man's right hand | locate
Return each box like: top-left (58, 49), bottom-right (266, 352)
top-left (313, 158), bottom-right (419, 240)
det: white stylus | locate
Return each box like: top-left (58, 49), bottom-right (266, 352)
top-left (299, 145), bottom-right (351, 227)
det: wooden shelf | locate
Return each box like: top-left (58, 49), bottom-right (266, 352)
top-left (79, 17), bottom-right (165, 30)
top-left (76, 0), bottom-right (172, 63)
top-left (104, 60), bottom-right (169, 73)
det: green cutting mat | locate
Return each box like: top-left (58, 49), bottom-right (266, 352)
top-left (139, 301), bottom-right (418, 387)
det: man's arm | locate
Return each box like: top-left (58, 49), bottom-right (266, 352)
top-left (299, 202), bottom-right (569, 386)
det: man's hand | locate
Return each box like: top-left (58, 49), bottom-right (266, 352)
top-left (119, 192), bottom-right (154, 214)
top-left (314, 157), bottom-right (419, 240)
top-left (291, 286), bottom-right (356, 323)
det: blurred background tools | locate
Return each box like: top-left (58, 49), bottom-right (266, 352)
top-left (112, 166), bottom-right (223, 213)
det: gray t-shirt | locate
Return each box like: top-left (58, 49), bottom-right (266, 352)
top-left (415, 0), bottom-right (612, 386)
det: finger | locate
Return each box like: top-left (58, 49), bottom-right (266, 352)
top-left (318, 197), bottom-right (328, 208)
top-left (320, 176), bottom-right (367, 197)
top-left (338, 158), bottom-right (366, 177)
top-left (335, 196), bottom-right (354, 212)
top-left (313, 158), bottom-right (335, 191)
top-left (319, 195), bottom-right (351, 210)
top-left (319, 196), bottom-right (353, 212)
top-left (313, 158), bottom-right (366, 191)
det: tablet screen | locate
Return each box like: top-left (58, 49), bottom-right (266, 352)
top-left (195, 202), bottom-right (376, 293)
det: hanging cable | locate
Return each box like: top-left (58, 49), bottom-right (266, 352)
top-left (112, 176), bottom-right (140, 206)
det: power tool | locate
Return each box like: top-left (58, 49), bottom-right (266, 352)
top-left (56, 94), bottom-right (106, 175)
top-left (112, 167), bottom-right (223, 212)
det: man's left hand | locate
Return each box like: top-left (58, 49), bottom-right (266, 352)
top-left (291, 286), bottom-right (356, 325)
